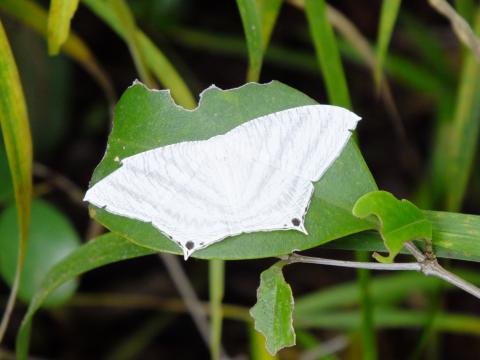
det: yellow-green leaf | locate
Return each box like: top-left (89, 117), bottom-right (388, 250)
top-left (47, 0), bottom-right (80, 55)
top-left (0, 18), bottom-right (33, 342)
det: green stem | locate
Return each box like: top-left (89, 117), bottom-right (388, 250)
top-left (209, 259), bottom-right (225, 360)
top-left (355, 252), bottom-right (378, 360)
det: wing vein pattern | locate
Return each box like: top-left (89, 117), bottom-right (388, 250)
top-left (84, 105), bottom-right (360, 258)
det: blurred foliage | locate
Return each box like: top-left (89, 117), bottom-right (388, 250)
top-left (0, 0), bottom-right (479, 359)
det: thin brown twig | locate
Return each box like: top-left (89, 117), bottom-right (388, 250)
top-left (428, 0), bottom-right (480, 60)
top-left (158, 254), bottom-right (231, 359)
top-left (281, 245), bottom-right (480, 300)
top-left (33, 163), bottom-right (85, 207)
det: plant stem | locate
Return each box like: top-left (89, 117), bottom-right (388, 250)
top-left (159, 254), bottom-right (211, 347)
top-left (355, 251), bottom-right (378, 360)
top-left (283, 253), bottom-right (421, 271)
top-left (209, 259), bottom-right (225, 360)
top-left (282, 244), bottom-right (480, 300)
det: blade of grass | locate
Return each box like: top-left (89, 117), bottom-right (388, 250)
top-left (209, 259), bottom-right (225, 360)
top-left (354, 252), bottom-right (377, 360)
top-left (236, 0), bottom-right (263, 81)
top-left (0, 19), bottom-right (32, 343)
top-left (444, 9), bottom-right (480, 211)
top-left (236, 0), bottom-right (282, 81)
top-left (302, 2), bottom-right (376, 356)
top-left (375, 0), bottom-right (401, 87)
top-left (295, 308), bottom-right (480, 335)
top-left (47, 0), bottom-right (80, 55)
top-left (257, 0), bottom-right (283, 48)
top-left (303, 0), bottom-right (351, 108)
top-left (80, 0), bottom-right (195, 109)
top-left (108, 0), bottom-right (155, 88)
top-left (0, 0), bottom-right (116, 107)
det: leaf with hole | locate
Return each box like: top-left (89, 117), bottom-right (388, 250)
top-left (86, 81), bottom-right (377, 260)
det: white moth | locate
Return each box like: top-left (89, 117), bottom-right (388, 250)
top-left (84, 105), bottom-right (361, 259)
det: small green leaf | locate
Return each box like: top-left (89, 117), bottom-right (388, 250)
top-left (304, 0), bottom-right (351, 108)
top-left (250, 262), bottom-right (295, 355)
top-left (47, 0), bottom-right (80, 55)
top-left (88, 81), bottom-right (376, 259)
top-left (375, 0), bottom-right (402, 87)
top-left (353, 191), bottom-right (432, 263)
top-left (16, 233), bottom-right (156, 360)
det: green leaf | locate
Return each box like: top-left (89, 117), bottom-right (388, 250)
top-left (88, 81), bottom-right (376, 259)
top-left (0, 18), bottom-right (33, 341)
top-left (16, 233), bottom-right (156, 360)
top-left (444, 9), bottom-right (480, 211)
top-left (257, 0), bottom-right (282, 49)
top-left (304, 0), bottom-right (351, 108)
top-left (352, 191), bottom-right (432, 263)
top-left (236, 0), bottom-right (263, 81)
top-left (81, 0), bottom-right (195, 109)
top-left (47, 0), bottom-right (80, 55)
top-left (0, 142), bottom-right (13, 203)
top-left (0, 199), bottom-right (80, 305)
top-left (250, 262), bottom-right (295, 355)
top-left (323, 210), bottom-right (480, 262)
top-left (375, 0), bottom-right (401, 86)
top-left (236, 0), bottom-right (282, 81)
